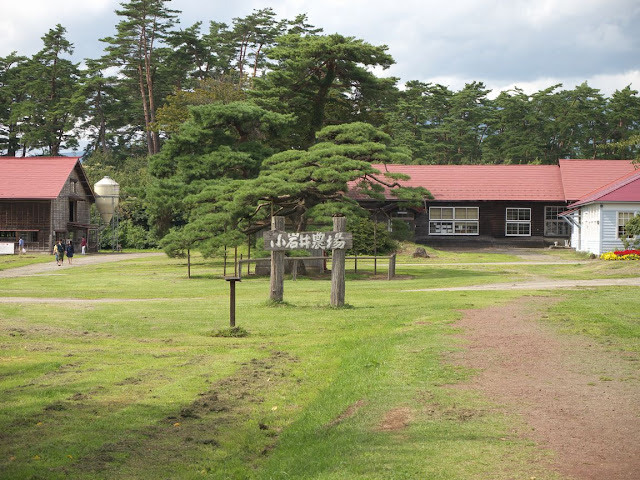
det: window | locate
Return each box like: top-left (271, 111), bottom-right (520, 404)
top-left (429, 207), bottom-right (479, 235)
top-left (506, 208), bottom-right (531, 236)
top-left (618, 212), bottom-right (636, 239)
top-left (545, 206), bottom-right (570, 236)
top-left (69, 201), bottom-right (76, 222)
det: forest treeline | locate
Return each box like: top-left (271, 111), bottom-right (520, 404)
top-left (1, 1), bottom-right (639, 252)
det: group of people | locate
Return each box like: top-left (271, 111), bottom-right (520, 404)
top-left (53, 236), bottom-right (87, 266)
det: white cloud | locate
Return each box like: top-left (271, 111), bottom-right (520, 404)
top-left (1, 0), bottom-right (638, 97)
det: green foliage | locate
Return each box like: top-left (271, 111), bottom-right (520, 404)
top-left (253, 33), bottom-right (396, 148)
top-left (347, 217), bottom-right (397, 255)
top-left (621, 214), bottom-right (640, 249)
top-left (390, 219), bottom-right (414, 242)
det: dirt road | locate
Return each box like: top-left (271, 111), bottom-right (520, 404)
top-left (453, 298), bottom-right (640, 480)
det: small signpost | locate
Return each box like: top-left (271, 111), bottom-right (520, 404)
top-left (263, 216), bottom-right (352, 306)
top-left (225, 276), bottom-right (241, 327)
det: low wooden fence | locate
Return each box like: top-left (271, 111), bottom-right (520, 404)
top-left (231, 254), bottom-right (397, 280)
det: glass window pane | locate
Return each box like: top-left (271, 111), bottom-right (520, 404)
top-left (441, 208), bottom-right (453, 219)
top-left (430, 208), bottom-right (441, 220)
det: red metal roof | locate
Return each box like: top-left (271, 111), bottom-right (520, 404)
top-left (569, 168), bottom-right (640, 207)
top-left (558, 159), bottom-right (636, 200)
top-left (364, 164), bottom-right (566, 201)
top-left (0, 157), bottom-right (81, 199)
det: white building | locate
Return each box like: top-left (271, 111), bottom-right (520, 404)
top-left (562, 169), bottom-right (640, 255)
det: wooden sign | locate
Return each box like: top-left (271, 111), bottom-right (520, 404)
top-left (263, 231), bottom-right (353, 251)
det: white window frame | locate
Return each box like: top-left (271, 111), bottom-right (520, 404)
top-left (505, 208), bottom-right (531, 236)
top-left (544, 206), bottom-right (570, 236)
top-left (429, 207), bottom-right (479, 236)
top-left (617, 212), bottom-right (637, 239)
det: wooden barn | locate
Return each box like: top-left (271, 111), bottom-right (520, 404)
top-left (0, 157), bottom-right (97, 254)
top-left (353, 159), bottom-right (637, 247)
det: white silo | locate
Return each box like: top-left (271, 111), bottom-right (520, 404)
top-left (94, 176), bottom-right (120, 251)
top-left (94, 176), bottom-right (120, 223)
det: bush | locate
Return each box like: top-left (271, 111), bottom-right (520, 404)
top-left (390, 219), bottom-right (414, 242)
top-left (347, 217), bottom-right (397, 255)
top-left (600, 249), bottom-right (640, 260)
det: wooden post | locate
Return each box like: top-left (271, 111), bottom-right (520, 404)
top-left (331, 216), bottom-right (346, 307)
top-left (270, 216), bottom-right (285, 302)
top-left (388, 253), bottom-right (396, 280)
top-left (187, 248), bottom-right (191, 278)
top-left (229, 279), bottom-right (236, 327)
top-left (247, 236), bottom-right (251, 276)
top-left (226, 277), bottom-right (241, 328)
top-left (373, 220), bottom-right (378, 276)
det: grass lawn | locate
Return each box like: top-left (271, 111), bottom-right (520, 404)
top-left (0, 249), bottom-right (637, 479)
top-left (0, 253), bottom-right (53, 271)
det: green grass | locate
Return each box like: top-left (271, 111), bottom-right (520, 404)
top-left (0, 253), bottom-right (53, 271)
top-left (0, 249), bottom-right (636, 479)
top-left (543, 288), bottom-right (640, 351)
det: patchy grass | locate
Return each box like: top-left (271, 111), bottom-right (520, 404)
top-left (0, 249), bottom-right (635, 479)
top-left (543, 287), bottom-right (640, 352)
top-left (0, 253), bottom-right (53, 271)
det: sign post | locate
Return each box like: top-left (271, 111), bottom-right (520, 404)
top-left (330, 216), bottom-right (347, 307)
top-left (263, 216), bottom-right (352, 305)
top-left (269, 216), bottom-right (285, 302)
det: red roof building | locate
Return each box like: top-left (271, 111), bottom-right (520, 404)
top-left (0, 157), bottom-right (97, 253)
top-left (354, 159), bottom-right (637, 247)
top-left (0, 157), bottom-right (86, 199)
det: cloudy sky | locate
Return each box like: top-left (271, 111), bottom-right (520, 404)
top-left (2, 0), bottom-right (639, 97)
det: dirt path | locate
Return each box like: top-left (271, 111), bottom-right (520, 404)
top-left (453, 297), bottom-right (640, 480)
top-left (0, 252), bottom-right (164, 278)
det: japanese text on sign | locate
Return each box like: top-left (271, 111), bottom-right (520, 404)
top-left (263, 231), bottom-right (353, 251)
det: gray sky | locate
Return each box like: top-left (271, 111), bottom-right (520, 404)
top-left (2, 0), bottom-right (639, 97)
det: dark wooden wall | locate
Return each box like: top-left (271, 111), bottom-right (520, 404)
top-left (0, 200), bottom-right (51, 251)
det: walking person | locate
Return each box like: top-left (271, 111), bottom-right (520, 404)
top-left (66, 240), bottom-right (74, 265)
top-left (53, 242), bottom-right (59, 265)
top-left (18, 236), bottom-right (25, 255)
top-left (56, 240), bottom-right (65, 266)
top-left (81, 236), bottom-right (87, 255)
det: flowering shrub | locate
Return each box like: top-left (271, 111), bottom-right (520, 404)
top-left (614, 249), bottom-right (640, 256)
top-left (601, 250), bottom-right (640, 260)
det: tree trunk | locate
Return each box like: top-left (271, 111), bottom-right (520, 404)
top-left (137, 63), bottom-right (154, 155)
